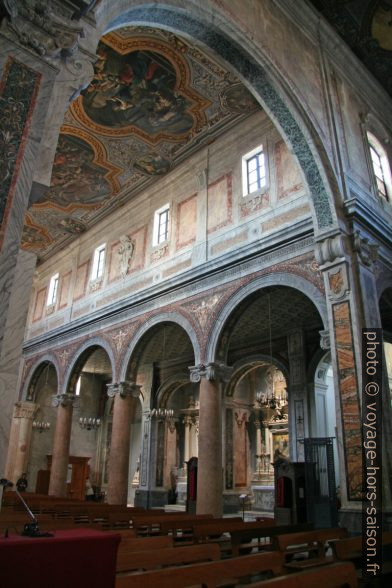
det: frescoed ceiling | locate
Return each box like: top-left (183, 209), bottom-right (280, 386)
top-left (22, 26), bottom-right (259, 260)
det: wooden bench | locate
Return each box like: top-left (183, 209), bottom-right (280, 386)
top-left (116, 543), bottom-right (221, 573)
top-left (331, 531), bottom-right (392, 580)
top-left (131, 513), bottom-right (213, 536)
top-left (230, 522), bottom-right (313, 557)
top-left (276, 527), bottom-right (349, 569)
top-left (117, 535), bottom-right (173, 557)
top-left (116, 550), bottom-right (284, 588)
top-left (249, 561), bottom-right (358, 588)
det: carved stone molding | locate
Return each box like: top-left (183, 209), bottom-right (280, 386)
top-left (234, 411), bottom-right (248, 428)
top-left (319, 329), bottom-right (330, 350)
top-left (353, 230), bottom-right (379, 267)
top-left (107, 380), bottom-right (141, 399)
top-left (14, 401), bottom-right (38, 419)
top-left (315, 234), bottom-right (346, 267)
top-left (52, 392), bottom-right (75, 407)
top-left (1, 0), bottom-right (84, 59)
top-left (189, 362), bottom-right (233, 383)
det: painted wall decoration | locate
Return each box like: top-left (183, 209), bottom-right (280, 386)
top-left (20, 27), bottom-right (258, 259)
top-left (0, 58), bottom-right (41, 250)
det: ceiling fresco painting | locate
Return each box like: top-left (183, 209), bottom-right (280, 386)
top-left (21, 26), bottom-right (259, 260)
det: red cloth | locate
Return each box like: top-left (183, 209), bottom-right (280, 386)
top-left (0, 528), bottom-right (120, 588)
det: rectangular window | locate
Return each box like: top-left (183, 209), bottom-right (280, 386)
top-left (91, 244), bottom-right (106, 280)
top-left (370, 144), bottom-right (387, 199)
top-left (47, 273), bottom-right (59, 306)
top-left (153, 204), bottom-right (170, 246)
top-left (242, 145), bottom-right (266, 196)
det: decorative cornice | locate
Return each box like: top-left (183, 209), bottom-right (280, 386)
top-left (107, 380), bottom-right (141, 399)
top-left (189, 362), bottom-right (233, 383)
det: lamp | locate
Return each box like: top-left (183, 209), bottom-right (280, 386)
top-left (32, 421), bottom-right (51, 433)
top-left (79, 417), bottom-right (101, 430)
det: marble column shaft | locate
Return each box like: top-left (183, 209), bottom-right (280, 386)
top-left (190, 363), bottom-right (232, 516)
top-left (5, 401), bottom-right (37, 483)
top-left (107, 382), bottom-right (140, 505)
top-left (48, 394), bottom-right (75, 497)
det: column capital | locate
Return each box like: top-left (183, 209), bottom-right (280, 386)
top-left (315, 233), bottom-right (347, 268)
top-left (189, 362), bottom-right (232, 383)
top-left (353, 230), bottom-right (379, 267)
top-left (107, 381), bottom-right (141, 399)
top-left (52, 393), bottom-right (76, 407)
top-left (319, 329), bottom-right (330, 350)
top-left (13, 401), bottom-right (38, 419)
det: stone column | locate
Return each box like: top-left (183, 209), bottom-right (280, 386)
top-left (254, 419), bottom-right (262, 476)
top-left (189, 363), bottom-right (232, 516)
top-left (316, 231), bottom-right (392, 529)
top-left (287, 330), bottom-right (308, 461)
top-left (4, 401), bottom-right (38, 483)
top-left (48, 393), bottom-right (75, 497)
top-left (106, 381), bottom-right (140, 505)
top-left (183, 416), bottom-right (192, 464)
top-left (163, 419), bottom-right (177, 488)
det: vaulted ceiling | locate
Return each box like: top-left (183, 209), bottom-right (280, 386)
top-left (21, 26), bottom-right (259, 260)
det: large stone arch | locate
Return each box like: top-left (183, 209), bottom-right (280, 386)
top-left (225, 354), bottom-right (289, 397)
top-left (22, 354), bottom-right (60, 402)
top-left (119, 311), bottom-right (201, 381)
top-left (62, 336), bottom-right (116, 394)
top-left (156, 371), bottom-right (191, 407)
top-left (206, 272), bottom-right (328, 363)
top-left (90, 1), bottom-right (339, 233)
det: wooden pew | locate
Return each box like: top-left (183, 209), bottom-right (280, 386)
top-left (249, 561), bottom-right (358, 588)
top-left (276, 527), bottom-right (349, 569)
top-left (230, 522), bottom-right (313, 557)
top-left (194, 519), bottom-right (275, 555)
top-left (331, 531), bottom-right (392, 579)
top-left (116, 543), bottom-right (221, 573)
top-left (131, 513), bottom-right (213, 536)
top-left (117, 535), bottom-right (173, 557)
top-left (116, 550), bottom-right (284, 588)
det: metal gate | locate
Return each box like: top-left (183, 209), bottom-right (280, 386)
top-left (304, 437), bottom-right (338, 528)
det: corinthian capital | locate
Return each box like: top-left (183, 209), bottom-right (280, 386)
top-left (189, 362), bottom-right (233, 383)
top-left (52, 392), bottom-right (75, 407)
top-left (107, 381), bottom-right (141, 399)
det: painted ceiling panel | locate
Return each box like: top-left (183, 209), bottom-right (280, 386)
top-left (22, 26), bottom-right (258, 260)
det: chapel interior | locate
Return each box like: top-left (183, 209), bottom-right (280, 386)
top-left (1, 1), bottom-right (392, 577)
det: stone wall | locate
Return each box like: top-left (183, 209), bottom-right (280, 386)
top-left (26, 110), bottom-right (310, 340)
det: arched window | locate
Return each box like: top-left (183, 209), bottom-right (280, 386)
top-left (367, 132), bottom-right (392, 202)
